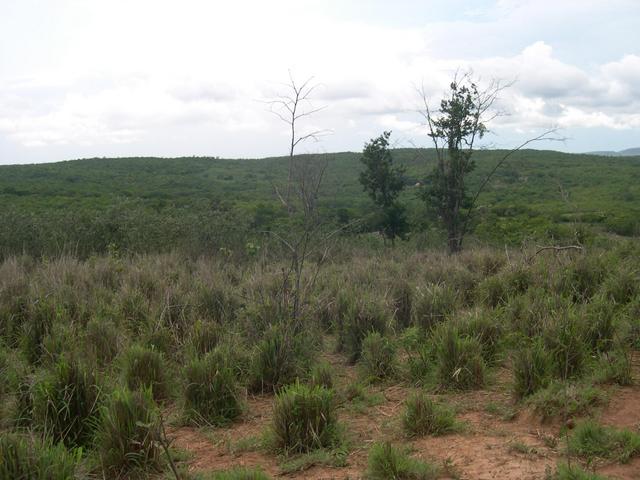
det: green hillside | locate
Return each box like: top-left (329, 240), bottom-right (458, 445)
top-left (1, 149), bottom-right (639, 257)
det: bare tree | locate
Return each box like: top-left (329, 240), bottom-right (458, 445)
top-left (418, 71), bottom-right (562, 253)
top-left (267, 71), bottom-right (330, 211)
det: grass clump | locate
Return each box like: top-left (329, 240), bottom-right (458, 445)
top-left (435, 326), bottom-right (485, 390)
top-left (310, 361), bottom-right (334, 389)
top-left (339, 294), bottom-right (387, 363)
top-left (0, 433), bottom-right (81, 480)
top-left (32, 357), bottom-right (101, 448)
top-left (549, 463), bottom-right (607, 480)
top-left (122, 344), bottom-right (169, 401)
top-left (366, 441), bottom-right (437, 480)
top-left (183, 351), bottom-right (243, 426)
top-left (403, 392), bottom-right (457, 437)
top-left (94, 387), bottom-right (163, 477)
top-left (513, 340), bottom-right (552, 398)
top-left (85, 317), bottom-right (120, 367)
top-left (569, 420), bottom-right (640, 463)
top-left (189, 319), bottom-right (221, 356)
top-left (360, 331), bottom-right (397, 381)
top-left (270, 382), bottom-right (340, 455)
top-left (197, 467), bottom-right (271, 479)
top-left (544, 312), bottom-right (588, 380)
top-left (529, 381), bottom-right (607, 421)
top-left (413, 283), bottom-right (458, 330)
top-left (249, 324), bottom-right (312, 393)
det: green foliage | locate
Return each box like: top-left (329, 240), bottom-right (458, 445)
top-left (249, 324), bottom-right (312, 393)
top-left (0, 433), bottom-right (80, 480)
top-left (183, 351), bottom-right (242, 426)
top-left (529, 381), bottom-right (607, 420)
top-left (569, 420), bottom-right (640, 463)
top-left (189, 319), bottom-right (221, 356)
top-left (512, 340), bottom-right (551, 398)
top-left (85, 317), bottom-right (120, 367)
top-left (360, 131), bottom-right (408, 241)
top-left (402, 392), bottom-right (456, 437)
top-left (310, 362), bottom-right (334, 389)
top-left (200, 467), bottom-right (272, 480)
top-left (94, 387), bottom-right (163, 476)
top-left (392, 280), bottom-right (413, 330)
top-left (32, 357), bottom-right (101, 448)
top-left (366, 441), bottom-right (438, 480)
top-left (122, 345), bottom-right (170, 401)
top-left (360, 331), bottom-right (397, 381)
top-left (557, 256), bottom-right (606, 302)
top-left (602, 266), bottom-right (639, 304)
top-left (412, 283), bottom-right (458, 331)
top-left (20, 298), bottom-right (56, 365)
top-left (435, 326), bottom-right (485, 390)
top-left (457, 309), bottom-right (503, 364)
top-left (270, 382), bottom-right (339, 455)
top-left (544, 310), bottom-right (588, 380)
top-left (339, 294), bottom-right (388, 364)
top-left (550, 463), bottom-right (607, 480)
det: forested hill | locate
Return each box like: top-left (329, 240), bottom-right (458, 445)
top-left (1, 149), bottom-right (639, 256)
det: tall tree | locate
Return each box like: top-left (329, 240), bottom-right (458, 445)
top-left (419, 73), bottom-right (557, 253)
top-left (360, 131), bottom-right (407, 242)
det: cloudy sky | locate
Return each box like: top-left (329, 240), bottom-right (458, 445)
top-left (1, 0), bottom-right (639, 164)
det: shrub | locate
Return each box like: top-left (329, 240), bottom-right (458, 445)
top-left (0, 433), bottom-right (80, 480)
top-left (202, 468), bottom-right (271, 480)
top-left (435, 326), bottom-right (485, 390)
top-left (569, 420), bottom-right (640, 463)
top-left (249, 325), bottom-right (312, 393)
top-left (183, 351), bottom-right (242, 426)
top-left (550, 463), bottom-right (607, 480)
top-left (366, 441), bottom-right (437, 480)
top-left (512, 340), bottom-right (552, 398)
top-left (94, 387), bottom-right (163, 476)
top-left (85, 317), bottom-right (120, 367)
top-left (602, 266), bottom-right (639, 305)
top-left (271, 382), bottom-right (339, 455)
top-left (457, 310), bottom-right (503, 365)
top-left (402, 393), bottom-right (456, 437)
top-left (122, 345), bottom-right (169, 401)
top-left (557, 256), bottom-right (605, 302)
top-left (310, 362), bottom-right (334, 389)
top-left (529, 381), bottom-right (607, 421)
top-left (189, 320), bottom-right (221, 356)
top-left (360, 331), bottom-right (397, 381)
top-left (391, 280), bottom-right (413, 330)
top-left (32, 357), bottom-right (101, 448)
top-left (544, 311), bottom-right (588, 380)
top-left (340, 294), bottom-right (387, 363)
top-left (413, 284), bottom-right (458, 331)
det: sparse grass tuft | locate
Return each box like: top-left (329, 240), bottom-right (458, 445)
top-left (529, 381), bottom-right (607, 421)
top-left (360, 331), bottom-right (397, 381)
top-left (366, 441), bottom-right (438, 480)
top-left (403, 392), bottom-right (457, 437)
top-left (569, 420), bottom-right (640, 463)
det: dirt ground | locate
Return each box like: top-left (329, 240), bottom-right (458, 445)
top-left (169, 349), bottom-right (640, 480)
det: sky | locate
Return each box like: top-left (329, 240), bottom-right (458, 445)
top-left (1, 0), bottom-right (639, 165)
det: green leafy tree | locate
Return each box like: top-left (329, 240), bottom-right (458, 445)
top-left (359, 131), bottom-right (408, 241)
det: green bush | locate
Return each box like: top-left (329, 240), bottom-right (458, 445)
top-left (32, 357), bottom-right (101, 448)
top-left (413, 284), bottom-right (458, 330)
top-left (339, 294), bottom-right (387, 363)
top-left (435, 326), bottom-right (485, 390)
top-left (249, 324), bottom-right (312, 393)
top-left (550, 463), bottom-right (607, 480)
top-left (122, 344), bottom-right (169, 401)
top-left (201, 468), bottom-right (271, 480)
top-left (569, 420), bottom-right (640, 463)
top-left (189, 319), bottom-right (221, 356)
top-left (271, 382), bottom-right (339, 455)
top-left (94, 387), bottom-right (163, 476)
top-left (529, 381), bottom-right (606, 420)
top-left (366, 441), bottom-right (437, 480)
top-left (360, 331), bottom-right (397, 381)
top-left (512, 340), bottom-right (551, 398)
top-left (310, 362), bottom-right (334, 389)
top-left (85, 317), bottom-right (120, 367)
top-left (0, 433), bottom-right (80, 480)
top-left (402, 393), bottom-right (456, 437)
top-left (183, 351), bottom-right (242, 426)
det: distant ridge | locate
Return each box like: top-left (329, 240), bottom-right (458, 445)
top-left (586, 147), bottom-right (640, 156)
